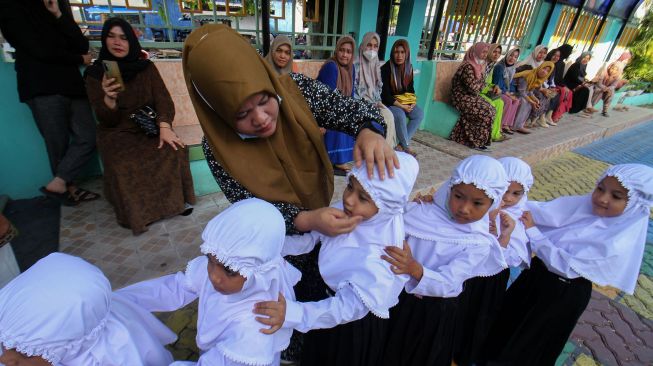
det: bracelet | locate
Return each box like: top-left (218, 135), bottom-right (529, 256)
top-left (159, 126), bottom-right (171, 129)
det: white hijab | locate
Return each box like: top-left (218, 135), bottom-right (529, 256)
top-left (527, 164), bottom-right (653, 294)
top-left (0, 253), bottom-right (175, 366)
top-left (517, 44), bottom-right (546, 69)
top-left (498, 157), bottom-right (534, 266)
top-left (405, 155), bottom-right (509, 276)
top-left (319, 152), bottom-right (419, 317)
top-left (195, 198), bottom-right (301, 365)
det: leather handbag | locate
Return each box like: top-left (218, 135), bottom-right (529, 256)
top-left (129, 106), bottom-right (159, 137)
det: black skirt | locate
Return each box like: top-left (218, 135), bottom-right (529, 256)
top-left (570, 86), bottom-right (590, 113)
top-left (482, 257), bottom-right (592, 366)
top-left (301, 311), bottom-right (388, 366)
top-left (454, 268), bottom-right (510, 366)
top-left (382, 291), bottom-right (459, 366)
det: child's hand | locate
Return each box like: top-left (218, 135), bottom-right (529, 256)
top-left (498, 211), bottom-right (516, 248)
top-left (253, 292), bottom-right (286, 334)
top-left (413, 192), bottom-right (434, 203)
top-left (382, 240), bottom-right (424, 281)
top-left (520, 211), bottom-right (535, 229)
top-left (488, 208), bottom-right (499, 236)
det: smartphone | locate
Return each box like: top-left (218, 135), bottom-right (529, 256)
top-left (102, 60), bottom-right (126, 92)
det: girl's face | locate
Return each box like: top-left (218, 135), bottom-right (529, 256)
top-left (272, 44), bottom-right (291, 69)
top-left (365, 37), bottom-right (379, 52)
top-left (342, 176), bottom-right (379, 220)
top-left (491, 46), bottom-right (502, 62)
top-left (536, 47), bottom-right (547, 61)
top-left (336, 42), bottom-right (353, 66)
top-left (506, 50), bottom-right (519, 65)
top-left (448, 183), bottom-right (493, 224)
top-left (206, 254), bottom-right (246, 295)
top-left (0, 346), bottom-right (51, 366)
top-left (607, 64), bottom-right (618, 76)
top-left (581, 54), bottom-right (591, 64)
top-left (234, 92), bottom-right (279, 138)
top-left (591, 176), bottom-right (628, 217)
top-left (550, 51), bottom-right (561, 63)
top-left (501, 181), bottom-right (525, 208)
top-left (537, 66), bottom-right (551, 78)
top-left (393, 45), bottom-right (406, 65)
top-left (106, 25), bottom-right (129, 59)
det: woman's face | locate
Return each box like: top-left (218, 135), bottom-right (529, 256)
top-left (581, 54), bottom-right (591, 64)
top-left (272, 44), bottom-right (291, 69)
top-left (607, 64), bottom-right (618, 76)
top-left (478, 47), bottom-right (489, 61)
top-left (336, 42), bottom-right (353, 66)
top-left (506, 50), bottom-right (519, 65)
top-left (536, 47), bottom-right (547, 62)
top-left (550, 51), bottom-right (560, 64)
top-left (365, 37), bottom-right (379, 52)
top-left (491, 46), bottom-right (502, 62)
top-left (537, 66), bottom-right (551, 78)
top-left (0, 347), bottom-right (51, 366)
top-left (234, 92), bottom-right (279, 138)
top-left (106, 25), bottom-right (129, 59)
top-left (393, 45), bottom-right (406, 65)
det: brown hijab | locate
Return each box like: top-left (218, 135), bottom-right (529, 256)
top-left (182, 25), bottom-right (333, 209)
top-left (328, 35), bottom-right (356, 96)
top-left (265, 35), bottom-right (293, 75)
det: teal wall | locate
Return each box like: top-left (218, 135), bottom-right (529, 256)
top-left (344, 0), bottom-right (378, 42)
top-left (521, 1), bottom-right (551, 60)
top-left (384, 0), bottom-right (428, 63)
top-left (414, 60), bottom-right (459, 138)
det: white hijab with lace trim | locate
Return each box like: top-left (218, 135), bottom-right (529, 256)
top-left (318, 152), bottom-right (419, 318)
top-left (497, 157), bottom-right (534, 267)
top-left (405, 155), bottom-right (509, 277)
top-left (526, 163), bottom-right (653, 294)
top-left (0, 253), bottom-right (175, 366)
top-left (194, 198), bottom-right (301, 365)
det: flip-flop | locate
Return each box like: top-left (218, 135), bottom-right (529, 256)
top-left (70, 188), bottom-right (101, 203)
top-left (39, 187), bottom-right (78, 206)
top-left (333, 167), bottom-right (348, 176)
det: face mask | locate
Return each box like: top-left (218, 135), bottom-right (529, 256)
top-left (363, 50), bottom-right (378, 61)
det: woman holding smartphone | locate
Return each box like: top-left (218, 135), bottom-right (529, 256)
top-left (84, 18), bottom-right (195, 234)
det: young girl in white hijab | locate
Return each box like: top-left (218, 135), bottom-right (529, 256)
top-left (277, 152), bottom-right (419, 366)
top-left (0, 253), bottom-right (176, 366)
top-left (484, 163), bottom-right (653, 365)
top-left (117, 198), bottom-right (300, 366)
top-left (381, 155), bottom-right (508, 366)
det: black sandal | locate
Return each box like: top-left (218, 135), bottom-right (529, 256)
top-left (40, 187), bottom-right (78, 206)
top-left (70, 188), bottom-right (101, 203)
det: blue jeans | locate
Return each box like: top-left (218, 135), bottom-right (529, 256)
top-left (389, 105), bottom-right (423, 149)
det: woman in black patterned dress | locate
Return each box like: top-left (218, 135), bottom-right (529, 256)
top-left (449, 43), bottom-right (496, 151)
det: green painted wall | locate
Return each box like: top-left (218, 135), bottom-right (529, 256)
top-left (344, 0), bottom-right (378, 42)
top-left (384, 0), bottom-right (428, 63)
top-left (521, 1), bottom-right (551, 60)
top-left (414, 60), bottom-right (459, 138)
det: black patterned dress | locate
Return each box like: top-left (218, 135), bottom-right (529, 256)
top-left (203, 72), bottom-right (384, 361)
top-left (449, 63), bottom-right (496, 148)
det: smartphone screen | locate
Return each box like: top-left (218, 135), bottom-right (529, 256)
top-left (102, 60), bottom-right (126, 92)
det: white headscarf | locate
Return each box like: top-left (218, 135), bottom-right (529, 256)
top-left (517, 44), bottom-right (547, 69)
top-left (195, 198), bottom-right (301, 365)
top-left (527, 163), bottom-right (653, 294)
top-left (405, 155), bottom-right (509, 276)
top-left (318, 152), bottom-right (419, 317)
top-left (498, 157), bottom-right (534, 266)
top-left (0, 253), bottom-right (175, 366)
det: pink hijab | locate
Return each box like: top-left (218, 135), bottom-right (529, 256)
top-left (463, 42), bottom-right (490, 80)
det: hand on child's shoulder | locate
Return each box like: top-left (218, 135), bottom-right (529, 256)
top-left (253, 292), bottom-right (286, 334)
top-left (413, 192), bottom-right (434, 204)
top-left (382, 240), bottom-right (424, 281)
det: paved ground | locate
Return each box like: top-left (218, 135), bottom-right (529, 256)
top-left (56, 106), bottom-right (653, 364)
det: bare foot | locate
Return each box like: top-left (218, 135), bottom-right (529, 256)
top-left (45, 177), bottom-right (67, 194)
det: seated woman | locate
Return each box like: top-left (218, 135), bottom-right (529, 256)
top-left (265, 35), bottom-right (293, 75)
top-left (318, 36), bottom-right (358, 175)
top-left (354, 32), bottom-right (397, 148)
top-left (548, 45), bottom-right (574, 123)
top-left (381, 39), bottom-right (424, 157)
top-left (449, 42), bottom-right (495, 151)
top-left (482, 44), bottom-right (508, 142)
top-left (516, 45), bottom-right (547, 70)
top-left (492, 47), bottom-right (521, 135)
top-left (0, 253), bottom-right (176, 366)
top-left (564, 52), bottom-right (594, 115)
top-left (511, 62), bottom-right (555, 133)
top-left (590, 62), bottom-right (623, 117)
top-left (84, 18), bottom-right (195, 235)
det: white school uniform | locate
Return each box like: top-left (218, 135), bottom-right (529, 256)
top-left (526, 163), bottom-right (653, 294)
top-left (283, 152), bottom-right (419, 331)
top-left (404, 155), bottom-right (509, 298)
top-left (0, 253), bottom-right (176, 366)
top-left (118, 199), bottom-right (301, 366)
top-left (496, 157), bottom-right (534, 269)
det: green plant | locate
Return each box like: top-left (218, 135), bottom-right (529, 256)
top-left (623, 8), bottom-right (653, 83)
top-left (156, 0), bottom-right (168, 23)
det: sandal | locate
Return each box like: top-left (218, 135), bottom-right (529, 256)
top-left (70, 187), bottom-right (101, 203)
top-left (503, 129), bottom-right (514, 135)
top-left (40, 187), bottom-right (78, 206)
top-left (333, 163), bottom-right (352, 177)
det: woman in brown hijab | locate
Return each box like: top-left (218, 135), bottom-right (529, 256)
top-left (183, 24), bottom-right (396, 361)
top-left (265, 35), bottom-right (293, 75)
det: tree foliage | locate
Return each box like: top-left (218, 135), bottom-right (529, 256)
top-left (623, 8), bottom-right (653, 82)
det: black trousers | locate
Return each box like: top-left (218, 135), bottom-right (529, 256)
top-left (26, 94), bottom-right (96, 184)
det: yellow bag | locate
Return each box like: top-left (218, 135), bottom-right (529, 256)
top-left (394, 92), bottom-right (417, 105)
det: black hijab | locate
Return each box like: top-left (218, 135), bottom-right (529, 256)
top-left (85, 18), bottom-right (150, 81)
top-left (553, 44), bottom-right (573, 86)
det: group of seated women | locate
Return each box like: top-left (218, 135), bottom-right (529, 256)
top-left (265, 33), bottom-right (424, 175)
top-left (450, 42), bottom-right (629, 152)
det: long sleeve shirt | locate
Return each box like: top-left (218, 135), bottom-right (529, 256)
top-left (380, 62), bottom-right (416, 107)
top-left (525, 226), bottom-right (580, 279)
